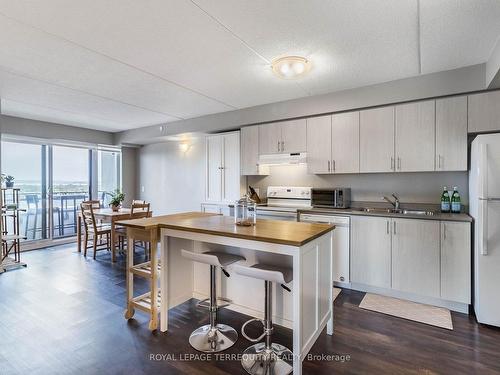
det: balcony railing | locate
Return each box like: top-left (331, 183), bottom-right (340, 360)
top-left (5, 191), bottom-right (89, 240)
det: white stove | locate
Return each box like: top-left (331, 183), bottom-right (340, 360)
top-left (256, 186), bottom-right (312, 221)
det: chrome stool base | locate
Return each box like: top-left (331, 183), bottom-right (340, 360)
top-left (189, 323), bottom-right (238, 353)
top-left (242, 342), bottom-right (293, 375)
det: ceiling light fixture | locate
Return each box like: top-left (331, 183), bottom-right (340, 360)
top-left (271, 56), bottom-right (311, 79)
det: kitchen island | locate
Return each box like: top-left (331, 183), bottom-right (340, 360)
top-left (117, 212), bottom-right (335, 375)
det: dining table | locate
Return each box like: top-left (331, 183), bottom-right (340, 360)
top-left (77, 207), bottom-right (152, 262)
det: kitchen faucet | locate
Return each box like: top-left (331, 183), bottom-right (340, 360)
top-left (383, 193), bottom-right (400, 210)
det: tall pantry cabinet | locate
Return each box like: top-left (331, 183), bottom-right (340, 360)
top-left (205, 131), bottom-right (244, 203)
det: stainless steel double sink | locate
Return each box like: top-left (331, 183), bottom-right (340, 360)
top-left (353, 207), bottom-right (436, 216)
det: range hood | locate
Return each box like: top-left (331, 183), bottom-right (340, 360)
top-left (258, 152), bottom-right (307, 166)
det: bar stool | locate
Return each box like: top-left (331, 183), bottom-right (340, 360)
top-left (234, 263), bottom-right (293, 375)
top-left (181, 249), bottom-right (245, 352)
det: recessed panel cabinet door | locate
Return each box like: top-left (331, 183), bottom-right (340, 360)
top-left (332, 111), bottom-right (360, 173)
top-left (441, 221), bottom-right (471, 303)
top-left (392, 218), bottom-right (440, 298)
top-left (222, 132), bottom-right (241, 202)
top-left (259, 123), bottom-right (281, 154)
top-left (436, 96), bottom-right (468, 171)
top-left (468, 91), bottom-right (500, 133)
top-left (351, 216), bottom-right (392, 288)
top-left (281, 119), bottom-right (307, 153)
top-left (240, 126), bottom-right (261, 175)
top-left (206, 135), bottom-right (222, 202)
top-left (395, 100), bottom-right (435, 172)
top-left (306, 115), bottom-right (331, 174)
top-left (360, 107), bottom-right (395, 173)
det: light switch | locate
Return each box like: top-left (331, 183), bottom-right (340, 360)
top-left (141, 186), bottom-right (145, 193)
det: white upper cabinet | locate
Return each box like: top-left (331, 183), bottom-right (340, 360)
top-left (206, 131), bottom-right (242, 203)
top-left (306, 115), bottom-right (331, 174)
top-left (360, 106), bottom-right (395, 173)
top-left (332, 111), bottom-right (360, 174)
top-left (240, 126), bottom-right (268, 175)
top-left (468, 91), bottom-right (500, 133)
top-left (281, 119), bottom-right (307, 153)
top-left (391, 218), bottom-right (441, 298)
top-left (259, 123), bottom-right (282, 154)
top-left (436, 96), bottom-right (468, 171)
top-left (395, 100), bottom-right (435, 172)
top-left (259, 120), bottom-right (306, 155)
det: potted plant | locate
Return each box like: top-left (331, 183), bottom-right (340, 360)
top-left (4, 175), bottom-right (14, 188)
top-left (108, 189), bottom-right (125, 212)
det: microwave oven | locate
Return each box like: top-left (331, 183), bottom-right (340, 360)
top-left (311, 188), bottom-right (351, 209)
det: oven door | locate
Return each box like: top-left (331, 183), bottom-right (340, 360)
top-left (256, 209), bottom-right (298, 222)
top-left (311, 189), bottom-right (336, 208)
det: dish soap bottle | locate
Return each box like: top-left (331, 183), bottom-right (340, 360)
top-left (451, 187), bottom-right (461, 213)
top-left (441, 187), bottom-right (451, 213)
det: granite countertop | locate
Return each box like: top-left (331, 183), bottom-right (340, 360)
top-left (298, 203), bottom-right (472, 223)
top-left (117, 211), bottom-right (335, 246)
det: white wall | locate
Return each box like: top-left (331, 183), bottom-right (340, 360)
top-left (137, 139), bottom-right (205, 215)
top-left (248, 164), bottom-right (468, 205)
top-left (121, 146), bottom-right (137, 207)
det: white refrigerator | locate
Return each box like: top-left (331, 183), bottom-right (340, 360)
top-left (470, 133), bottom-right (500, 327)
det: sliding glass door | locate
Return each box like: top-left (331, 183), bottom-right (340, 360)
top-left (1, 141), bottom-right (49, 240)
top-left (1, 138), bottom-right (121, 246)
top-left (51, 145), bottom-right (91, 238)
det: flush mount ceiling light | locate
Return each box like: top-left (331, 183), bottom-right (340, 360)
top-left (271, 56), bottom-right (311, 79)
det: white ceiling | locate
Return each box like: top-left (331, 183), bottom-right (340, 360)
top-left (0, 0), bottom-right (499, 132)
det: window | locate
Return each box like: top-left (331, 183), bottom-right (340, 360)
top-left (1, 139), bottom-right (122, 244)
top-left (97, 149), bottom-right (121, 207)
top-left (1, 141), bottom-right (49, 240)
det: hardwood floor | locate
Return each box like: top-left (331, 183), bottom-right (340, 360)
top-left (1, 244), bottom-right (499, 374)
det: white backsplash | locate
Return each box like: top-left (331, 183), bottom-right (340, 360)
top-left (247, 164), bottom-right (469, 204)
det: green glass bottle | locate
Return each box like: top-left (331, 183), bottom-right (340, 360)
top-left (441, 187), bottom-right (451, 213)
top-left (451, 186), bottom-right (461, 213)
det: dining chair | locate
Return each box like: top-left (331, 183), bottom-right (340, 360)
top-left (117, 202), bottom-right (151, 257)
top-left (80, 202), bottom-right (111, 259)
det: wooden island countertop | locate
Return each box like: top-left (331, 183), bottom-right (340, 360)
top-left (116, 211), bottom-right (334, 247)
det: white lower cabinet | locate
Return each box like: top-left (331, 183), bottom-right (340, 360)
top-left (441, 221), bottom-right (471, 303)
top-left (351, 215), bottom-right (471, 305)
top-left (391, 218), bottom-right (440, 298)
top-left (351, 216), bottom-right (392, 289)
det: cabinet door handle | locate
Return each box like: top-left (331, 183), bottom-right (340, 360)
top-left (397, 157), bottom-right (401, 170)
top-left (281, 141), bottom-right (284, 152)
top-left (393, 221), bottom-right (397, 235)
top-left (443, 223), bottom-right (446, 240)
top-left (328, 160), bottom-right (331, 172)
top-left (277, 141), bottom-right (280, 152)
top-left (391, 157), bottom-right (394, 171)
top-left (438, 155), bottom-right (443, 169)
top-left (387, 220), bottom-right (390, 234)
top-left (333, 160), bottom-right (336, 172)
